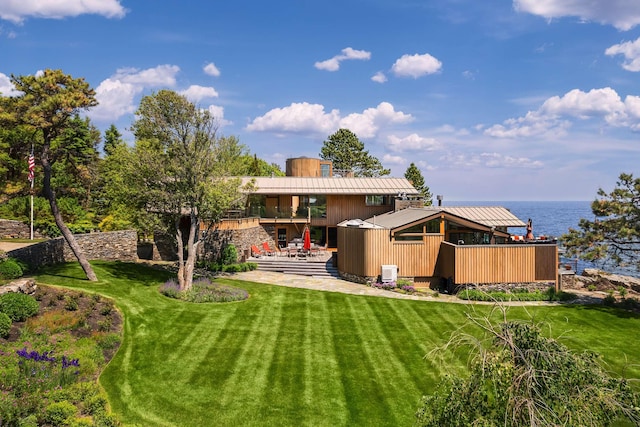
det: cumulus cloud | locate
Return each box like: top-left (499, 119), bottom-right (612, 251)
top-left (0, 0), bottom-right (126, 23)
top-left (371, 72), bottom-right (387, 83)
top-left (440, 152), bottom-right (543, 169)
top-left (180, 85), bottom-right (219, 103)
top-left (391, 53), bottom-right (442, 78)
top-left (514, 0), bottom-right (640, 31)
top-left (605, 37), bottom-right (640, 71)
top-left (386, 134), bottom-right (440, 152)
top-left (246, 101), bottom-right (413, 139)
top-left (89, 65), bottom-right (180, 122)
top-left (203, 62), bottom-right (221, 77)
top-left (246, 102), bottom-right (341, 134)
top-left (0, 72), bottom-right (20, 96)
top-left (382, 154), bottom-right (405, 165)
top-left (314, 47), bottom-right (371, 72)
top-left (207, 105), bottom-right (232, 127)
top-left (485, 87), bottom-right (640, 138)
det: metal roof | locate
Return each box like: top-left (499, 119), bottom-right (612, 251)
top-left (241, 176), bottom-right (420, 195)
top-left (360, 206), bottom-right (526, 229)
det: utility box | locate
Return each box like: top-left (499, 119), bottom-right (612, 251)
top-left (381, 265), bottom-right (398, 283)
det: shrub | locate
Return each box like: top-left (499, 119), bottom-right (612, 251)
top-left (457, 288), bottom-right (576, 302)
top-left (181, 277), bottom-right (249, 303)
top-left (587, 284), bottom-right (597, 291)
top-left (64, 295), bottom-right (79, 311)
top-left (0, 292), bottom-right (39, 321)
top-left (603, 291), bottom-right (616, 306)
top-left (371, 281), bottom-right (397, 291)
top-left (0, 312), bottom-right (11, 337)
top-left (0, 258), bottom-right (23, 279)
top-left (44, 400), bottom-right (77, 426)
top-left (416, 318), bottom-right (640, 426)
top-left (220, 244), bottom-right (238, 265)
top-left (159, 279), bottom-right (180, 299)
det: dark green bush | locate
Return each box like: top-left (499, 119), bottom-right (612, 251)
top-left (0, 292), bottom-right (39, 321)
top-left (0, 312), bottom-right (11, 337)
top-left (44, 400), bottom-right (77, 426)
top-left (0, 258), bottom-right (23, 279)
top-left (220, 244), bottom-right (238, 265)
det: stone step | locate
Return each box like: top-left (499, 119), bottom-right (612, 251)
top-left (252, 257), bottom-right (339, 278)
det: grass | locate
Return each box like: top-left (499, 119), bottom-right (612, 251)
top-left (35, 261), bottom-right (640, 427)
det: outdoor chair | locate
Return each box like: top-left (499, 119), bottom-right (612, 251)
top-left (250, 245), bottom-right (264, 257)
top-left (262, 241), bottom-right (275, 256)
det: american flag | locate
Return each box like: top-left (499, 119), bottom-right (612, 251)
top-left (28, 153), bottom-right (35, 182)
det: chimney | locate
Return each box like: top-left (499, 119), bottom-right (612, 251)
top-left (437, 195), bottom-right (443, 206)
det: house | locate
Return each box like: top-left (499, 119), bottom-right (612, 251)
top-left (227, 157), bottom-right (421, 250)
top-left (337, 206), bottom-right (558, 289)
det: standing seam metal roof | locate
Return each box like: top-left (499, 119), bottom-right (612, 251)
top-left (240, 176), bottom-right (420, 195)
top-left (362, 206), bottom-right (526, 229)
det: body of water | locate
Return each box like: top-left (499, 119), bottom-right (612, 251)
top-left (447, 200), bottom-right (637, 277)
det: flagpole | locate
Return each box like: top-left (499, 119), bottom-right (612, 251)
top-left (29, 145), bottom-right (34, 240)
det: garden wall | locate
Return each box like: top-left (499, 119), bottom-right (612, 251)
top-left (7, 230), bottom-right (138, 269)
top-left (0, 219), bottom-right (44, 239)
top-left (200, 225), bottom-right (275, 262)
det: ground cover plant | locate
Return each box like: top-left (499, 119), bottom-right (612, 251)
top-left (457, 287), bottom-right (577, 302)
top-left (160, 277), bottom-right (249, 303)
top-left (34, 261), bottom-right (640, 426)
top-left (0, 285), bottom-right (122, 425)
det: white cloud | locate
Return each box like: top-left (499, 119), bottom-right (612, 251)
top-left (246, 101), bottom-right (413, 139)
top-left (386, 134), bottom-right (440, 152)
top-left (0, 72), bottom-right (20, 96)
top-left (480, 153), bottom-right (544, 168)
top-left (382, 154), bottom-right (405, 165)
top-left (371, 71), bottom-right (387, 83)
top-left (391, 53), bottom-right (442, 78)
top-left (339, 102), bottom-right (414, 138)
top-left (605, 37), bottom-right (640, 71)
top-left (484, 87), bottom-right (640, 138)
top-left (514, 0), bottom-right (640, 31)
top-left (207, 105), bottom-right (232, 127)
top-left (89, 65), bottom-right (180, 122)
top-left (314, 47), bottom-right (371, 72)
top-left (180, 85), bottom-right (219, 103)
top-left (203, 62), bottom-right (221, 77)
top-left (246, 102), bottom-right (340, 134)
top-left (0, 0), bottom-right (126, 23)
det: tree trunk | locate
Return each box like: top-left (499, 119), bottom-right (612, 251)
top-left (41, 146), bottom-right (98, 282)
top-left (175, 218), bottom-right (186, 290)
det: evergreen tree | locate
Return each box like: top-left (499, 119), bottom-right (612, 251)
top-left (404, 163), bottom-right (432, 205)
top-left (320, 128), bottom-right (390, 177)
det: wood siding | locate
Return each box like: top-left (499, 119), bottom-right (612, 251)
top-left (338, 228), bottom-right (443, 278)
top-left (437, 242), bottom-right (557, 284)
top-left (327, 195), bottom-right (393, 225)
top-left (214, 217), bottom-right (261, 230)
top-left (339, 228), bottom-right (558, 285)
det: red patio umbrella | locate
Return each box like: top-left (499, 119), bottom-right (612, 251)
top-left (303, 226), bottom-right (311, 253)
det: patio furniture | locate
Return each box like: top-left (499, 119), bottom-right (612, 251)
top-left (262, 242), bottom-right (275, 256)
top-left (250, 245), bottom-right (264, 257)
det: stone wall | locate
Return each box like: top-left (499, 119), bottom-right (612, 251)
top-left (200, 225), bottom-right (276, 262)
top-left (8, 230), bottom-right (138, 269)
top-left (0, 219), bottom-right (44, 239)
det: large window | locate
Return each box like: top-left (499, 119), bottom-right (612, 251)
top-left (365, 195), bottom-right (392, 206)
top-left (296, 195), bottom-right (327, 218)
top-left (394, 219), bottom-right (441, 241)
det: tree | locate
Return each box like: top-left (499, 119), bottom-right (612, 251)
top-left (241, 154), bottom-right (285, 177)
top-left (404, 163), bottom-right (433, 205)
top-left (126, 90), bottom-right (242, 290)
top-left (3, 70), bottom-right (98, 281)
top-left (562, 173), bottom-right (640, 271)
top-left (102, 124), bottom-right (124, 157)
top-left (320, 128), bottom-right (390, 177)
top-left (416, 311), bottom-right (639, 426)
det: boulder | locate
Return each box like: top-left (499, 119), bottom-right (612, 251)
top-left (581, 269), bottom-right (640, 293)
top-left (0, 278), bottom-right (37, 295)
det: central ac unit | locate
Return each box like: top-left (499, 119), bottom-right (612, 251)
top-left (381, 265), bottom-right (397, 283)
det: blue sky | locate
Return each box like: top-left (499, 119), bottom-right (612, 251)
top-left (2, 0), bottom-right (640, 201)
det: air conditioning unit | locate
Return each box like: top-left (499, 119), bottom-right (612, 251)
top-left (381, 265), bottom-right (397, 283)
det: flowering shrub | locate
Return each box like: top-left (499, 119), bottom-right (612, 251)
top-left (159, 277), bottom-right (249, 303)
top-left (16, 347), bottom-right (80, 390)
top-left (370, 280), bottom-right (416, 293)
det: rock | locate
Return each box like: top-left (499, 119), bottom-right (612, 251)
top-left (580, 269), bottom-right (640, 293)
top-left (0, 278), bottom-right (37, 295)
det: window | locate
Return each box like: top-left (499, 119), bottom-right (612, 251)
top-left (296, 195), bottom-right (327, 218)
top-left (320, 163), bottom-right (330, 177)
top-left (366, 195), bottom-right (391, 206)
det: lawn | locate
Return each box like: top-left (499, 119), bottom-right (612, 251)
top-left (36, 262), bottom-right (640, 427)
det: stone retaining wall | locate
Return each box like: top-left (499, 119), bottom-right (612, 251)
top-left (200, 225), bottom-right (275, 262)
top-left (0, 219), bottom-right (44, 239)
top-left (8, 230), bottom-right (138, 269)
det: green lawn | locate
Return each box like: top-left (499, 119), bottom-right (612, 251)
top-left (36, 262), bottom-right (640, 427)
